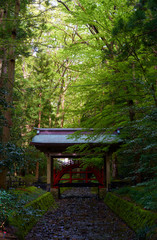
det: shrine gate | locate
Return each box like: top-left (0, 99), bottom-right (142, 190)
top-left (30, 128), bottom-right (121, 193)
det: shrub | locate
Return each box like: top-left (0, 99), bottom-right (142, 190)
top-left (0, 186), bottom-right (46, 232)
top-left (21, 174), bottom-right (36, 185)
top-left (0, 190), bottom-right (17, 230)
top-left (8, 192), bottom-right (57, 239)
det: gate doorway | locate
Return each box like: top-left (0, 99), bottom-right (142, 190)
top-left (30, 128), bottom-right (121, 194)
top-left (53, 159), bottom-right (104, 186)
top-left (53, 159), bottom-right (104, 198)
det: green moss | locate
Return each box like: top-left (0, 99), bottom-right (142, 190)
top-left (8, 192), bottom-right (57, 239)
top-left (10, 186), bottom-right (41, 194)
top-left (25, 192), bottom-right (56, 209)
top-left (24, 186), bottom-right (39, 192)
top-left (104, 192), bottom-right (157, 238)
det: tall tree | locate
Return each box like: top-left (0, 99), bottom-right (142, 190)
top-left (0, 0), bottom-right (23, 188)
top-left (1, 0), bottom-right (156, 187)
top-left (54, 0), bottom-right (157, 180)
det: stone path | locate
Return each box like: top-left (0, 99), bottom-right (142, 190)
top-left (25, 188), bottom-right (138, 240)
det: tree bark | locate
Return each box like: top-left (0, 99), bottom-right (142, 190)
top-left (35, 93), bottom-right (42, 182)
top-left (0, 1), bottom-right (21, 189)
top-left (35, 161), bottom-right (39, 182)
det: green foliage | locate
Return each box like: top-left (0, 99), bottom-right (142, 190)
top-left (0, 186), bottom-right (49, 235)
top-left (0, 87), bottom-right (8, 138)
top-left (0, 143), bottom-right (46, 175)
top-left (113, 184), bottom-right (157, 211)
top-left (0, 190), bottom-right (17, 230)
top-left (20, 175), bottom-right (36, 185)
top-left (104, 192), bottom-right (157, 238)
top-left (66, 130), bottom-right (120, 168)
top-left (22, 147), bottom-right (47, 176)
top-left (0, 186), bottom-right (45, 231)
top-left (0, 0), bottom-right (156, 219)
top-left (117, 108), bottom-right (157, 187)
top-left (0, 143), bottom-right (24, 174)
top-left (9, 186), bottom-right (46, 204)
top-left (8, 192), bottom-right (56, 239)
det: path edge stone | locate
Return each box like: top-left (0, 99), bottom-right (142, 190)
top-left (8, 192), bottom-right (57, 240)
top-left (104, 192), bottom-right (157, 239)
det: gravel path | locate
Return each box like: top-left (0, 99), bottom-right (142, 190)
top-left (25, 188), bottom-right (138, 240)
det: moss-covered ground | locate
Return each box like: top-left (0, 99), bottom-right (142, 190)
top-left (0, 186), bottom-right (56, 239)
top-left (112, 185), bottom-right (157, 211)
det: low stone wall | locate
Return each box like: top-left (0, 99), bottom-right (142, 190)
top-left (8, 192), bottom-right (57, 239)
top-left (104, 192), bottom-right (157, 239)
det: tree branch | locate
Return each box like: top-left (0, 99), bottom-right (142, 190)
top-left (57, 0), bottom-right (72, 12)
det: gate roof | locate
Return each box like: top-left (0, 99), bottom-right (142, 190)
top-left (30, 128), bottom-right (121, 156)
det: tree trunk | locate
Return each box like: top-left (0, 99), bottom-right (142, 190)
top-left (128, 99), bottom-right (135, 121)
top-left (35, 95), bottom-right (42, 182)
top-left (35, 161), bottom-right (39, 182)
top-left (0, 1), bottom-right (20, 189)
top-left (0, 168), bottom-right (7, 189)
top-left (49, 115), bottom-right (52, 128)
top-left (55, 70), bottom-right (66, 127)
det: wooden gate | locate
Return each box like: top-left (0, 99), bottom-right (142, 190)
top-left (53, 160), bottom-right (104, 188)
